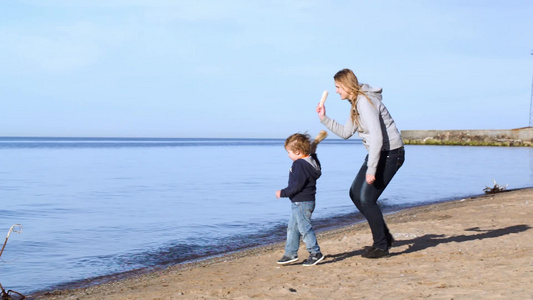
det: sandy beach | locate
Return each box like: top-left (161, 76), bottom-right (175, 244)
top-left (32, 188), bottom-right (532, 299)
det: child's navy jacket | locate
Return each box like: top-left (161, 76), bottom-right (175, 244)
top-left (280, 154), bottom-right (321, 202)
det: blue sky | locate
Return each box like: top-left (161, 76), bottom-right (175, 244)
top-left (1, 0), bottom-right (532, 138)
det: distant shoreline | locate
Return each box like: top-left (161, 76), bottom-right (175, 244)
top-left (3, 128), bottom-right (532, 146)
top-left (402, 127), bottom-right (533, 146)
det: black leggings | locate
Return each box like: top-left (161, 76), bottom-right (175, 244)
top-left (349, 147), bottom-right (405, 250)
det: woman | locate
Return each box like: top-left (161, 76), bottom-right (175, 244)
top-left (316, 68), bottom-right (405, 259)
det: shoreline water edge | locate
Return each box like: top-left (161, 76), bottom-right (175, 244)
top-left (29, 187), bottom-right (532, 299)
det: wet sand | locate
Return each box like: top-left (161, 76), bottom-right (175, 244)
top-left (32, 188), bottom-right (532, 299)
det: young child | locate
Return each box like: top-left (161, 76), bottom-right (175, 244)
top-left (276, 131), bottom-right (327, 266)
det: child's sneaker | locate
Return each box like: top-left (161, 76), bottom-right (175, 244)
top-left (277, 255), bottom-right (298, 265)
top-left (303, 252), bottom-right (324, 266)
top-left (310, 130), bottom-right (328, 154)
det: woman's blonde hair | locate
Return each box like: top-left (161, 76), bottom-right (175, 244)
top-left (334, 68), bottom-right (373, 129)
top-left (284, 133), bottom-right (311, 155)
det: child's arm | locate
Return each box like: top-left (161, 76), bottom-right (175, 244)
top-left (279, 161), bottom-right (308, 198)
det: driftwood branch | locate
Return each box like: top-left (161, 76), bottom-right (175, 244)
top-left (0, 224), bottom-right (22, 259)
top-left (1, 224), bottom-right (25, 300)
top-left (483, 180), bottom-right (508, 194)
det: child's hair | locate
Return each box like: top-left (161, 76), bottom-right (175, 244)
top-left (284, 133), bottom-right (311, 155)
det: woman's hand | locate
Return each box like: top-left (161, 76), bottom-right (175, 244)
top-left (316, 104), bottom-right (326, 120)
top-left (276, 190), bottom-right (281, 199)
top-left (366, 174), bottom-right (376, 185)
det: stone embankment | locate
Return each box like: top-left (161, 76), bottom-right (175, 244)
top-left (401, 127), bottom-right (533, 146)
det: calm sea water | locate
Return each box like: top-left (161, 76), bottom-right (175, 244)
top-left (0, 137), bottom-right (531, 294)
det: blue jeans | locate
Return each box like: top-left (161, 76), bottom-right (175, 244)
top-left (284, 201), bottom-right (321, 257)
top-left (349, 147), bottom-right (405, 250)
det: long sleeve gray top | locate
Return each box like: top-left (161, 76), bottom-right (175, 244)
top-left (320, 84), bottom-right (403, 175)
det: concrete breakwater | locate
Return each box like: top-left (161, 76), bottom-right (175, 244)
top-left (401, 127), bottom-right (533, 146)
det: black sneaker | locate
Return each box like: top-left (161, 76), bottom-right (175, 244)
top-left (361, 247), bottom-right (390, 259)
top-left (363, 236), bottom-right (395, 251)
top-left (303, 252), bottom-right (324, 266)
top-left (277, 255), bottom-right (298, 265)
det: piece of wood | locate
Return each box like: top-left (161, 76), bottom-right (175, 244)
top-left (319, 90), bottom-right (328, 107)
